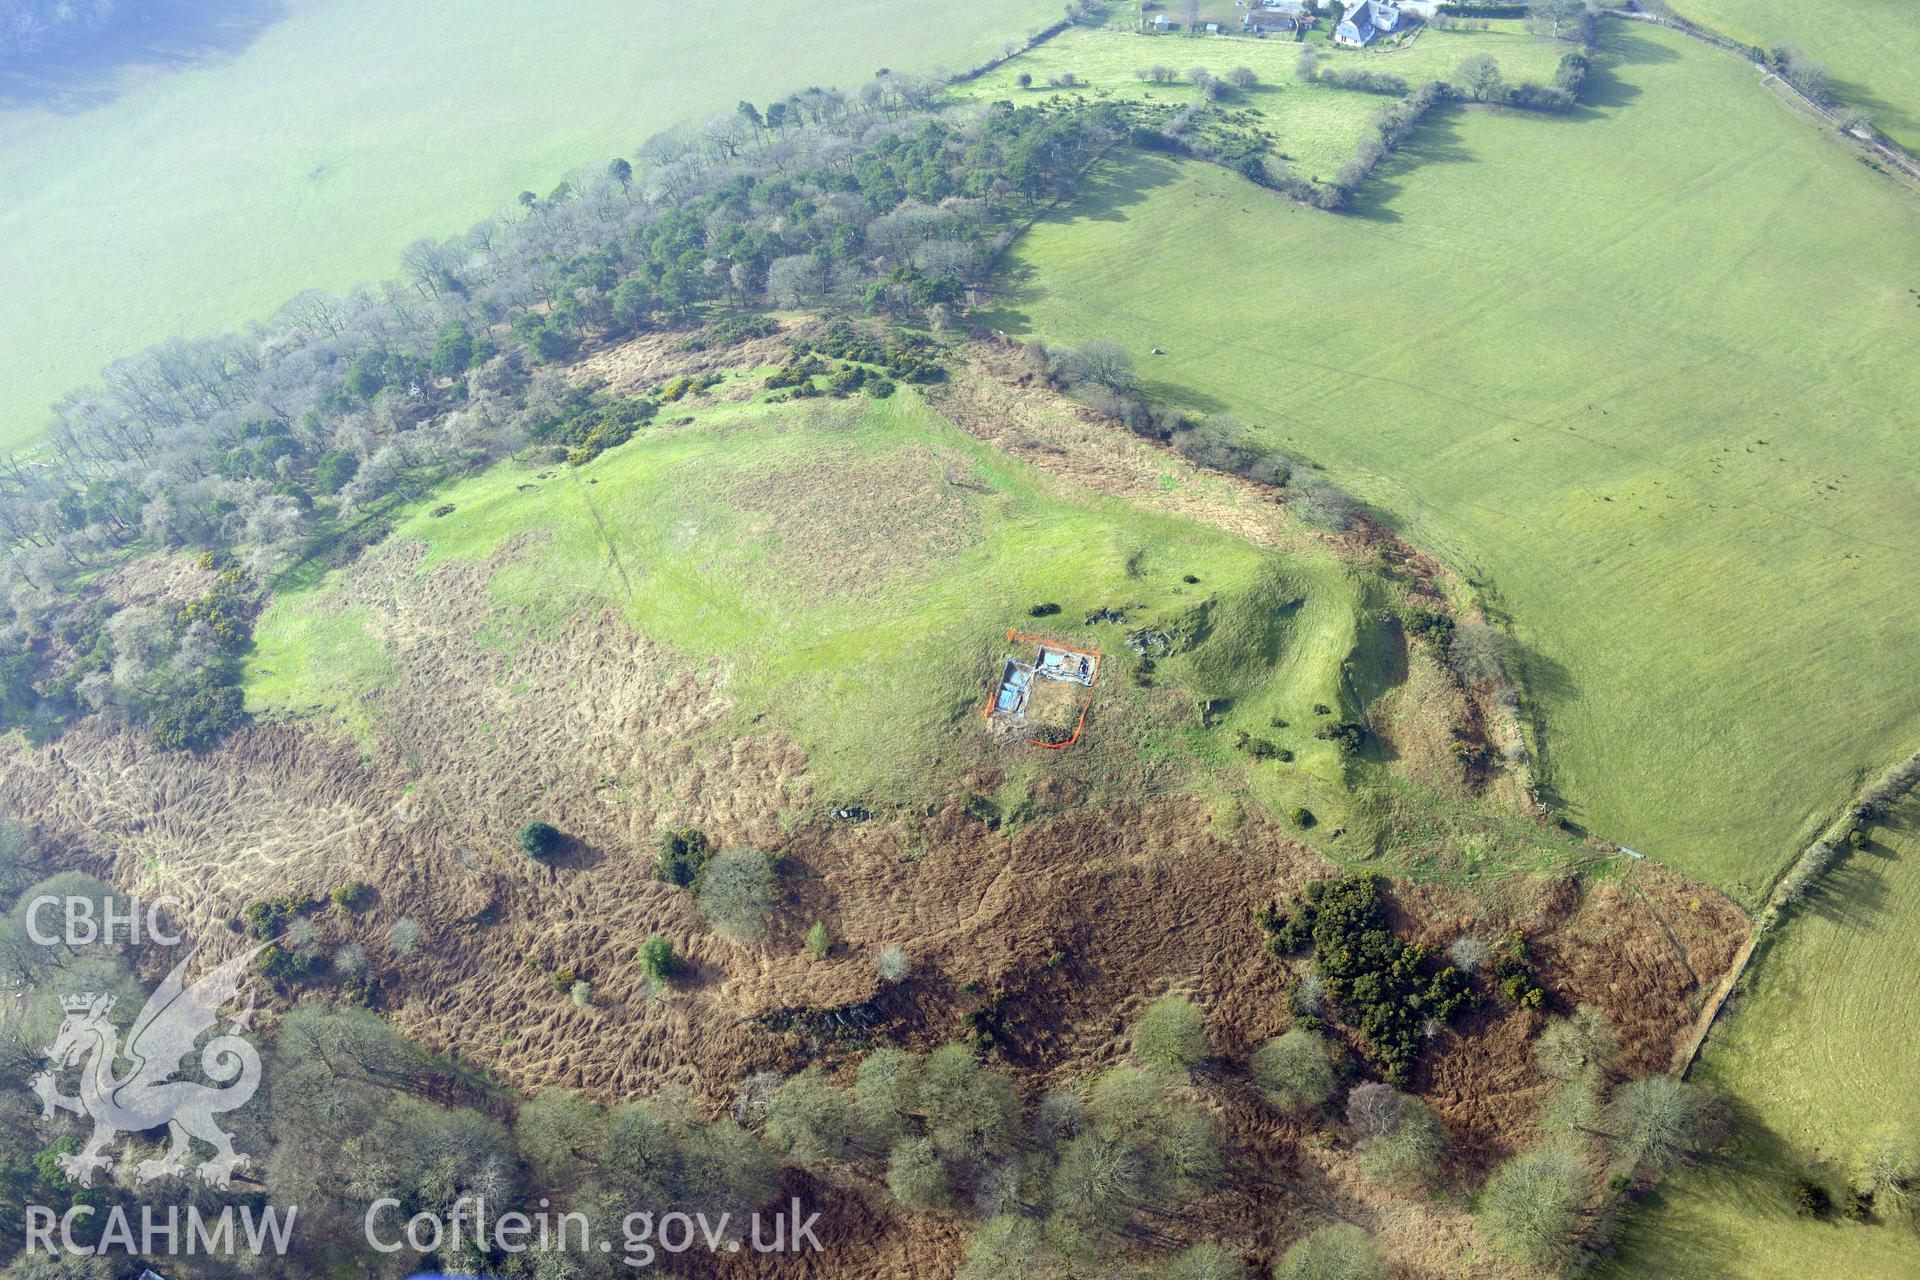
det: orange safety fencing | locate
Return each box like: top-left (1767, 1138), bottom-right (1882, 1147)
top-left (1029, 703), bottom-right (1090, 750)
top-left (981, 632), bottom-right (1103, 748)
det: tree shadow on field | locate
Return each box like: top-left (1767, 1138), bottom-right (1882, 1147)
top-left (1345, 103), bottom-right (1475, 224)
top-left (1138, 375), bottom-right (1229, 417)
top-left (1607, 1095), bottom-right (1854, 1275)
top-left (0, 0), bottom-right (289, 113)
top-left (1789, 801), bottom-right (1916, 933)
top-left (1795, 853), bottom-right (1891, 931)
top-left (1566, 24), bottom-right (1682, 122)
top-left (972, 151), bottom-right (1185, 335)
top-left (1824, 73), bottom-right (1916, 145)
top-left (545, 833), bottom-right (606, 874)
top-left (1605, 23), bottom-right (1684, 68)
top-left (1061, 148), bottom-right (1182, 225)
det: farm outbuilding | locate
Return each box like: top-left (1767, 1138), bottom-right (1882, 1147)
top-left (1245, 7), bottom-right (1302, 31)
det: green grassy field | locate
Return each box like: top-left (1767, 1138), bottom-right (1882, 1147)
top-left (249, 380), bottom-right (1382, 823)
top-left (1604, 796), bottom-right (1920, 1278)
top-left (960, 23), bottom-right (1571, 182)
top-left (1663, 0), bottom-right (1920, 151)
top-left (979, 22), bottom-right (1920, 904)
top-left (0, 0), bottom-right (1064, 450)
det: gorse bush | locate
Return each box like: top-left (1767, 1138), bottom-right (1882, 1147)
top-left (255, 941), bottom-right (319, 986)
top-left (532, 390), bottom-right (660, 466)
top-left (1404, 608), bottom-right (1455, 647)
top-left (1259, 875), bottom-right (1475, 1085)
top-left (146, 678), bottom-right (245, 751)
top-left (638, 935), bottom-right (679, 983)
top-left (518, 821), bottom-right (562, 861)
top-left (243, 893), bottom-right (313, 940)
top-left (795, 318), bottom-right (946, 383)
top-left (1492, 930), bottom-right (1546, 1008)
top-left (654, 827), bottom-right (711, 886)
top-left (1314, 720), bottom-right (1368, 758)
top-left (672, 314), bottom-right (778, 353)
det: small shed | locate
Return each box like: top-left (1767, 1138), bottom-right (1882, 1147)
top-left (1153, 12), bottom-right (1171, 29)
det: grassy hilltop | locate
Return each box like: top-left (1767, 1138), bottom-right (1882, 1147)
top-left (250, 379), bottom-right (1363, 825)
top-left (0, 0), bottom-right (1065, 449)
top-left (982, 21), bottom-right (1920, 903)
top-left (247, 362), bottom-right (1578, 879)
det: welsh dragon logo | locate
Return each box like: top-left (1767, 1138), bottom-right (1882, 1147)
top-left (28, 944), bottom-right (267, 1189)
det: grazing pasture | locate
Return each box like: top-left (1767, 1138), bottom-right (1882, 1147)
top-left (981, 22), bottom-right (1920, 903)
top-left (0, 0), bottom-right (1064, 449)
top-left (1604, 797), bottom-right (1920, 1278)
top-left (959, 22), bottom-right (1571, 182)
top-left (1663, 0), bottom-right (1920, 151)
